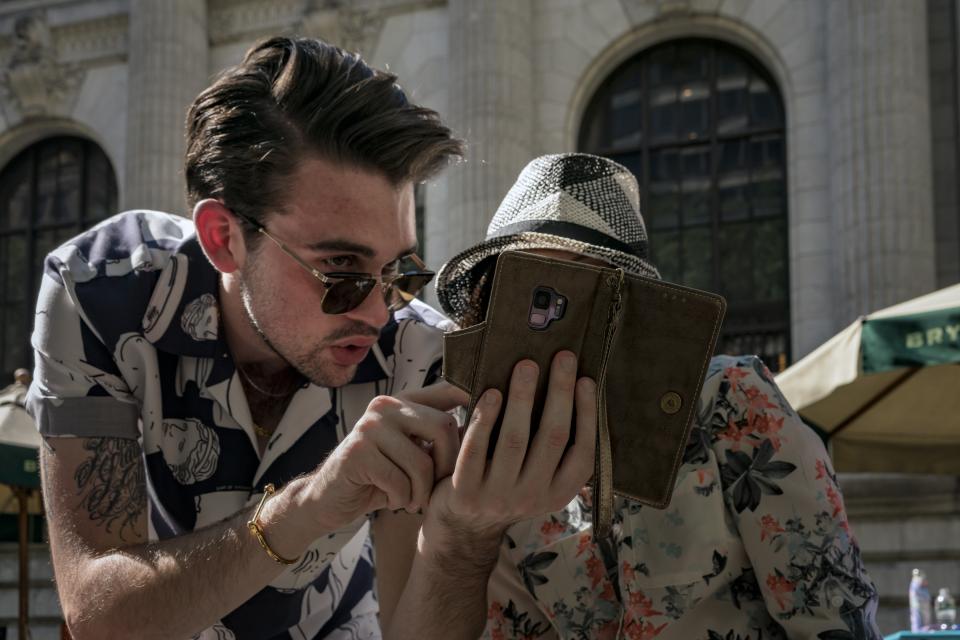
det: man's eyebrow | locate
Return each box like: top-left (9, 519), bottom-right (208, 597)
top-left (304, 241), bottom-right (420, 263)
top-left (305, 239), bottom-right (375, 258)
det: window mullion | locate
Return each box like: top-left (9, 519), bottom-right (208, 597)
top-left (79, 140), bottom-right (90, 232)
top-left (709, 44), bottom-right (721, 294)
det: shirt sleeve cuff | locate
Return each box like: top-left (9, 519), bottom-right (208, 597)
top-left (29, 395), bottom-right (140, 439)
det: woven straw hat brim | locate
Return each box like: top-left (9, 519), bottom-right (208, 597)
top-left (435, 231), bottom-right (659, 326)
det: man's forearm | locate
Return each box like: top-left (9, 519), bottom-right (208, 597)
top-left (59, 476), bottom-right (321, 640)
top-left (386, 520), bottom-right (503, 640)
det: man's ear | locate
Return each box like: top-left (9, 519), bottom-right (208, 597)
top-left (194, 199), bottom-right (245, 274)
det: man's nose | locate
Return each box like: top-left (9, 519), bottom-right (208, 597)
top-left (344, 282), bottom-right (391, 328)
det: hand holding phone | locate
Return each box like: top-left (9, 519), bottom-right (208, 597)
top-left (426, 352), bottom-right (597, 539)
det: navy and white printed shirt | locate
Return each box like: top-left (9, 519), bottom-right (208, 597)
top-left (27, 210), bottom-right (450, 640)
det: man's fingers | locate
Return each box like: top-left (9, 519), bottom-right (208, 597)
top-left (488, 361), bottom-right (538, 484)
top-left (452, 389), bottom-right (501, 491)
top-left (550, 376), bottom-right (597, 505)
top-left (370, 396), bottom-right (459, 480)
top-left (404, 409), bottom-right (459, 480)
top-left (375, 429), bottom-right (436, 512)
top-left (523, 351), bottom-right (577, 482)
top-left (362, 452), bottom-right (413, 512)
top-left (399, 381), bottom-right (469, 412)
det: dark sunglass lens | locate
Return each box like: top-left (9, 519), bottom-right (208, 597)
top-left (386, 273), bottom-right (435, 310)
top-left (323, 278), bottom-right (377, 314)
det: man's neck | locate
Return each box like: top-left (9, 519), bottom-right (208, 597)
top-left (218, 275), bottom-right (289, 375)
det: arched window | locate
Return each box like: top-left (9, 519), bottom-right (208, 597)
top-left (0, 136), bottom-right (118, 374)
top-left (579, 39), bottom-right (790, 371)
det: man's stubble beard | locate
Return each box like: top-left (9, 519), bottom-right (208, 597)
top-left (237, 263), bottom-right (367, 389)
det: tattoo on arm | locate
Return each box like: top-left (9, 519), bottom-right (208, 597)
top-left (74, 438), bottom-right (145, 541)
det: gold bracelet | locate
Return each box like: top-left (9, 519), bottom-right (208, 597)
top-left (247, 483), bottom-right (299, 565)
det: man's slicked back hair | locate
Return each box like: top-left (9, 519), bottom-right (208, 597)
top-left (185, 37), bottom-right (462, 225)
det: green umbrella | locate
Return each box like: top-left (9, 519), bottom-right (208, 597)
top-left (0, 381), bottom-right (40, 640)
top-left (0, 384), bottom-right (40, 487)
top-left (776, 283), bottom-right (960, 474)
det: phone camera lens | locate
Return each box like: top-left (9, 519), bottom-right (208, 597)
top-left (534, 291), bottom-right (550, 308)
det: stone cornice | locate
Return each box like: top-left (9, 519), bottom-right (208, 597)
top-left (208, 0), bottom-right (308, 46)
top-left (0, 5), bottom-right (128, 68)
top-left (53, 12), bottom-right (126, 65)
top-left (209, 0), bottom-right (445, 54)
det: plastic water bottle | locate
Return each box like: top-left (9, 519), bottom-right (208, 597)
top-left (909, 568), bottom-right (933, 631)
top-left (935, 587), bottom-right (957, 629)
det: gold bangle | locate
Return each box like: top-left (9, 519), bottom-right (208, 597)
top-left (247, 483), bottom-right (299, 565)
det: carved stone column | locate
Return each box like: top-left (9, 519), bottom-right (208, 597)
top-left (124, 0), bottom-right (208, 215)
top-left (440, 0), bottom-right (536, 264)
top-left (826, 1), bottom-right (937, 323)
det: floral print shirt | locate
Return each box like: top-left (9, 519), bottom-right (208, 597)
top-left (483, 355), bottom-right (881, 640)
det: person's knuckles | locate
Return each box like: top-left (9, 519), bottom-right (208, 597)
top-left (499, 430), bottom-right (528, 453)
top-left (541, 425), bottom-right (571, 450)
top-left (458, 437), bottom-right (487, 463)
top-left (366, 394), bottom-right (404, 415)
top-left (341, 432), bottom-right (376, 459)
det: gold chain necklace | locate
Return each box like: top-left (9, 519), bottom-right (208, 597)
top-left (252, 422), bottom-right (274, 438)
top-left (236, 364), bottom-right (290, 398)
top-left (235, 365), bottom-right (291, 438)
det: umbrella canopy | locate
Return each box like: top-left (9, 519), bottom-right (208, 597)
top-left (776, 283), bottom-right (960, 474)
top-left (0, 383), bottom-right (40, 488)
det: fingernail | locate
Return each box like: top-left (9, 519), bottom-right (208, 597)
top-left (579, 378), bottom-right (596, 392)
top-left (560, 352), bottom-right (576, 371)
top-left (485, 390), bottom-right (500, 405)
top-left (520, 362), bottom-right (537, 381)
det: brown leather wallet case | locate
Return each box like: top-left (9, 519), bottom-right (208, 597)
top-left (442, 251), bottom-right (726, 538)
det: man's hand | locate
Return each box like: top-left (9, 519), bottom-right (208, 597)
top-left (383, 352), bottom-right (596, 640)
top-left (425, 351), bottom-right (597, 544)
top-left (304, 382), bottom-right (468, 533)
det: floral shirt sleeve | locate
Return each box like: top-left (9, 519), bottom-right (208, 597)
top-left (707, 355), bottom-right (881, 639)
top-left (480, 355), bottom-right (882, 640)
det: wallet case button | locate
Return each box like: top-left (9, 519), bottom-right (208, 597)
top-left (660, 391), bottom-right (683, 415)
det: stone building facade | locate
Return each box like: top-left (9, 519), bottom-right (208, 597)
top-left (0, 0), bottom-right (957, 637)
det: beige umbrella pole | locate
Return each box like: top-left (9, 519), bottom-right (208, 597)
top-left (14, 486), bottom-right (29, 640)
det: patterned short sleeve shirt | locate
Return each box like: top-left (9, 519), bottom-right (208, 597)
top-left (482, 356), bottom-right (882, 640)
top-left (27, 210), bottom-right (451, 640)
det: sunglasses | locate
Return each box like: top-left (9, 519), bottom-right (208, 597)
top-left (232, 211), bottom-right (435, 315)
